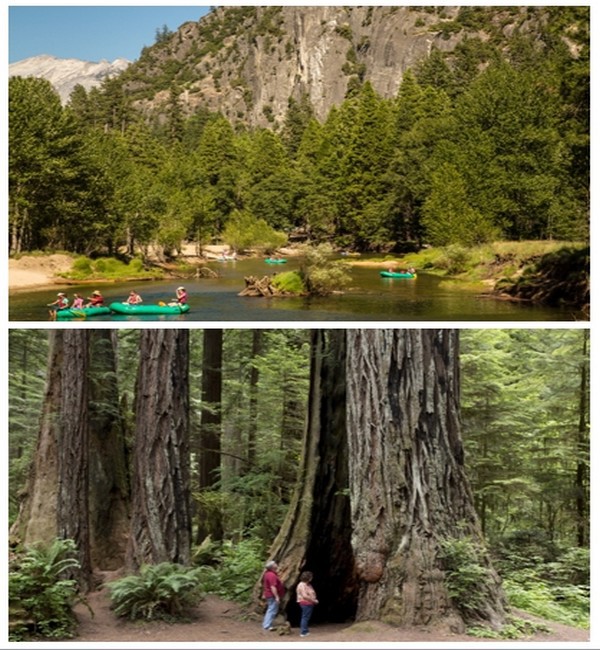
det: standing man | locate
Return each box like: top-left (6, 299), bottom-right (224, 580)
top-left (262, 560), bottom-right (285, 631)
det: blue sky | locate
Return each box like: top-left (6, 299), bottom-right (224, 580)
top-left (9, 6), bottom-right (211, 63)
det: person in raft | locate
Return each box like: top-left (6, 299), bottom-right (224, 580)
top-left (296, 571), bottom-right (319, 637)
top-left (72, 293), bottom-right (84, 309)
top-left (170, 286), bottom-right (187, 306)
top-left (86, 290), bottom-right (104, 307)
top-left (262, 560), bottom-right (285, 631)
top-left (47, 292), bottom-right (69, 318)
top-left (124, 290), bottom-right (143, 305)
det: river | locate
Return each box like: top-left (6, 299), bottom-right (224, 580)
top-left (9, 257), bottom-right (579, 322)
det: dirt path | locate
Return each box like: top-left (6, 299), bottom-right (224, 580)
top-left (72, 587), bottom-right (589, 645)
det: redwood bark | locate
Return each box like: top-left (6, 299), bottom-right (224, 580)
top-left (126, 330), bottom-right (191, 569)
top-left (56, 330), bottom-right (92, 590)
top-left (346, 329), bottom-right (507, 630)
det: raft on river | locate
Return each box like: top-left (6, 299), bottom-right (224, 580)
top-left (264, 258), bottom-right (287, 264)
top-left (380, 270), bottom-right (417, 279)
top-left (109, 302), bottom-right (190, 316)
top-left (55, 306), bottom-right (112, 319)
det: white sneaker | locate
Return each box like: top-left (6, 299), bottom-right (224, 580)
top-left (300, 632), bottom-right (309, 637)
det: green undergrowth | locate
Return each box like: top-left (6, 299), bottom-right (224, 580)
top-left (467, 615), bottom-right (550, 640)
top-left (271, 270), bottom-right (306, 294)
top-left (60, 256), bottom-right (164, 281)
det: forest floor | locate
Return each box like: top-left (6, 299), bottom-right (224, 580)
top-left (72, 588), bottom-right (590, 644)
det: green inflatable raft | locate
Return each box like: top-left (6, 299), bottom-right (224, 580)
top-left (379, 270), bottom-right (416, 279)
top-left (109, 302), bottom-right (190, 316)
top-left (55, 306), bottom-right (112, 319)
top-left (264, 258), bottom-right (287, 264)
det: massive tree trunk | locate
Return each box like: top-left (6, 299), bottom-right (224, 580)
top-left (260, 331), bottom-right (358, 625)
top-left (56, 330), bottom-right (92, 590)
top-left (261, 329), bottom-right (507, 632)
top-left (87, 331), bottom-right (130, 570)
top-left (196, 329), bottom-right (224, 543)
top-left (126, 330), bottom-right (191, 569)
top-left (346, 329), bottom-right (507, 631)
top-left (11, 330), bottom-right (130, 580)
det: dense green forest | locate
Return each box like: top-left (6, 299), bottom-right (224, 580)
top-left (9, 329), bottom-right (589, 639)
top-left (9, 6), bottom-right (589, 258)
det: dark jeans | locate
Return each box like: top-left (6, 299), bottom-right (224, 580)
top-left (300, 603), bottom-right (314, 635)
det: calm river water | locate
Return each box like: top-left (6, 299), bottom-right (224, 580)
top-left (9, 257), bottom-right (579, 323)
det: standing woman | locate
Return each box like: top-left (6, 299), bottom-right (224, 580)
top-left (262, 560), bottom-right (285, 631)
top-left (296, 571), bottom-right (318, 637)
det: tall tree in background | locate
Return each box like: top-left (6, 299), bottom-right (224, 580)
top-left (127, 330), bottom-right (191, 568)
top-left (87, 331), bottom-right (130, 569)
top-left (196, 329), bottom-right (224, 543)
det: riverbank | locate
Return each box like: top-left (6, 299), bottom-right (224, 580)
top-left (9, 241), bottom-right (589, 317)
top-left (344, 240), bottom-right (589, 314)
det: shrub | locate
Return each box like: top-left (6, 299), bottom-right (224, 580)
top-left (299, 243), bottom-right (351, 296)
top-left (108, 562), bottom-right (205, 621)
top-left (194, 538), bottom-right (265, 604)
top-left (440, 536), bottom-right (494, 616)
top-left (271, 270), bottom-right (306, 294)
top-left (9, 538), bottom-right (85, 641)
top-left (72, 256), bottom-right (93, 274)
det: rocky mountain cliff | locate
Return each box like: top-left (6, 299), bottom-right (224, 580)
top-left (119, 5), bottom-right (576, 128)
top-left (9, 54), bottom-right (131, 104)
top-left (125, 6), bottom-right (464, 126)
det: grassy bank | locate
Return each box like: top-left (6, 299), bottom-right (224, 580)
top-left (350, 240), bottom-right (588, 290)
top-left (58, 256), bottom-right (165, 282)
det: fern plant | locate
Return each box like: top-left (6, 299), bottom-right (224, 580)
top-left (108, 562), bottom-right (205, 621)
top-left (9, 538), bottom-right (84, 641)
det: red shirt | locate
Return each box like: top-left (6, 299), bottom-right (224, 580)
top-left (262, 569), bottom-right (285, 599)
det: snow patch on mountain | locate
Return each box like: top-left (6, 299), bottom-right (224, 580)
top-left (9, 54), bottom-right (131, 104)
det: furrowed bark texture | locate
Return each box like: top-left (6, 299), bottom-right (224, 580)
top-left (87, 330), bottom-right (130, 570)
top-left (57, 330), bottom-right (92, 590)
top-left (346, 329), bottom-right (506, 631)
top-left (127, 330), bottom-right (191, 569)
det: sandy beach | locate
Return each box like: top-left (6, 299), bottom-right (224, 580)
top-left (9, 254), bottom-right (75, 291)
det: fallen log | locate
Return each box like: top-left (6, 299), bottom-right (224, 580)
top-left (238, 275), bottom-right (280, 297)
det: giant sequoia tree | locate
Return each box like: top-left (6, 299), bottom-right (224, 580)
top-left (266, 329), bottom-right (507, 632)
top-left (126, 330), bottom-right (191, 569)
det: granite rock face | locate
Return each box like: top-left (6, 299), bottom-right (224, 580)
top-left (130, 6), bottom-right (466, 126)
